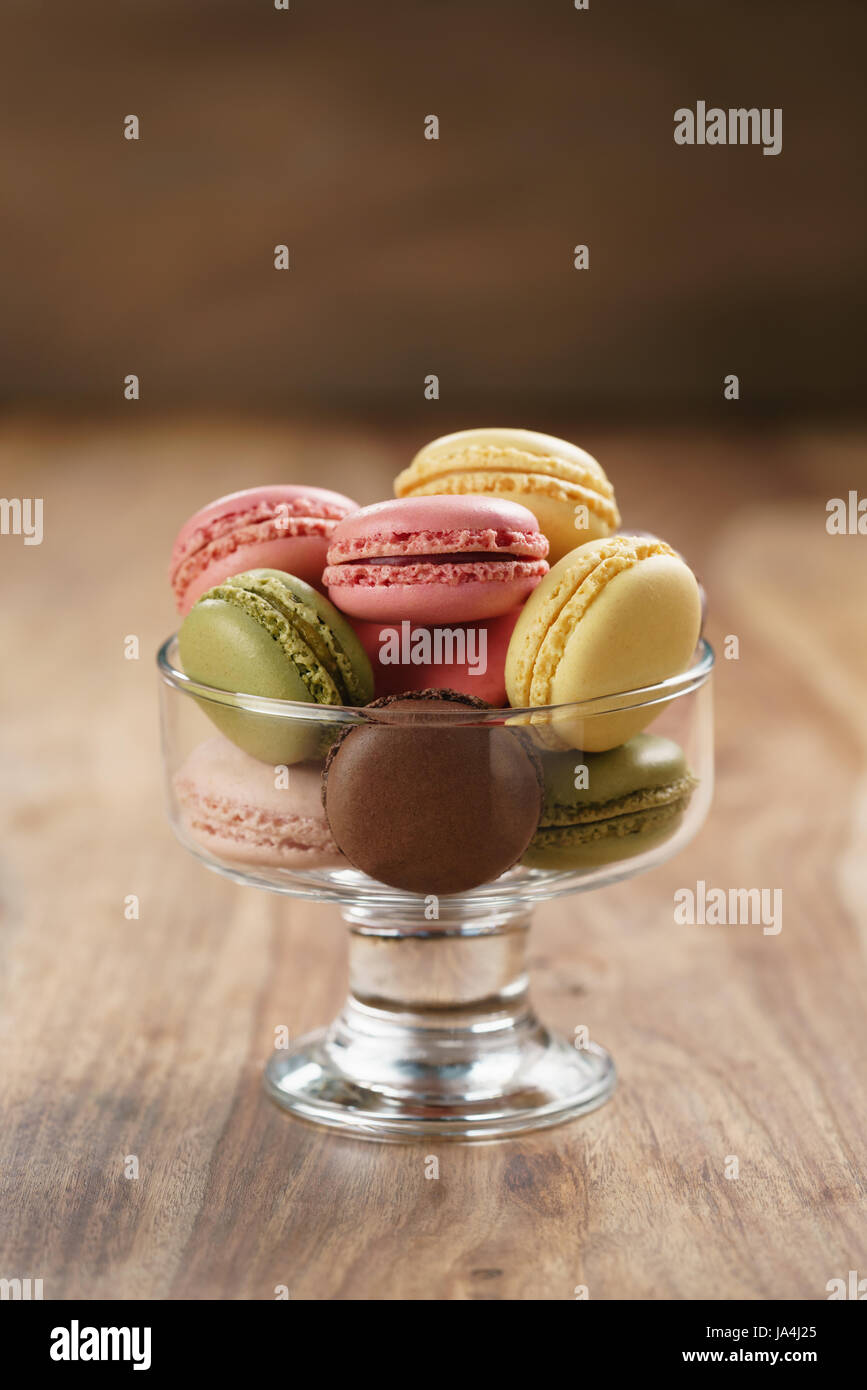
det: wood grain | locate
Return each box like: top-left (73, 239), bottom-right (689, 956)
top-left (1, 419), bottom-right (866, 1300)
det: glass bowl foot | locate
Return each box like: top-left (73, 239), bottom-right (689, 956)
top-left (264, 1023), bottom-right (615, 1140)
top-left (264, 914), bottom-right (616, 1140)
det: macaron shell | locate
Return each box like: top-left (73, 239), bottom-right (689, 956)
top-left (501, 482), bottom-right (612, 561)
top-left (178, 595), bottom-right (325, 763)
top-left (549, 549), bottom-right (699, 687)
top-left (506, 539), bottom-right (629, 706)
top-left (326, 564), bottom-right (543, 623)
top-left (351, 610), bottom-right (520, 704)
top-left (180, 533), bottom-right (336, 613)
top-left (553, 555), bottom-right (700, 751)
top-left (396, 428), bottom-right (614, 500)
top-left (327, 492), bottom-right (546, 552)
top-left (170, 484), bottom-right (359, 613)
top-left (174, 737), bottom-right (342, 869)
top-left (618, 527), bottom-right (709, 631)
top-left (324, 493), bottom-right (548, 623)
top-left (523, 734), bottom-right (696, 869)
top-left (522, 803), bottom-right (690, 870)
top-left (322, 694), bottom-right (543, 893)
top-left (538, 734), bottom-right (693, 820)
top-left (180, 596), bottom-right (314, 702)
top-left (400, 473), bottom-right (613, 560)
top-left (228, 569), bottom-right (374, 706)
top-left (172, 484), bottom-right (359, 558)
top-left (395, 429), bottom-right (620, 562)
top-left (506, 538), bottom-right (701, 752)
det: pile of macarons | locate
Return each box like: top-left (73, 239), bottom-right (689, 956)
top-left (170, 427), bottom-right (703, 894)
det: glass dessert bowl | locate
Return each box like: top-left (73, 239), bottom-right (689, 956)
top-left (158, 636), bottom-right (714, 1140)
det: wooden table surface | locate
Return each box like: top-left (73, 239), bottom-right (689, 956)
top-left (2, 417), bottom-right (866, 1301)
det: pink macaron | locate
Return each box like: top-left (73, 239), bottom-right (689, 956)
top-left (323, 495), bottom-right (549, 623)
top-left (173, 736), bottom-right (342, 870)
top-left (351, 610), bottom-right (521, 705)
top-left (170, 484), bottom-right (360, 614)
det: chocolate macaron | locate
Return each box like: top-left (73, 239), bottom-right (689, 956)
top-left (322, 690), bottom-right (543, 894)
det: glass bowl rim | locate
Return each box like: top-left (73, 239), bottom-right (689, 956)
top-left (157, 634), bottom-right (714, 724)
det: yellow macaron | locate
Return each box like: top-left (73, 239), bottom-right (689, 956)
top-left (394, 428), bottom-right (620, 563)
top-left (505, 535), bottom-right (702, 751)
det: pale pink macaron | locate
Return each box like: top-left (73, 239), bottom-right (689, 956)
top-left (323, 495), bottom-right (549, 622)
top-left (174, 736), bottom-right (342, 870)
top-left (170, 484), bottom-right (359, 614)
top-left (351, 610), bottom-right (521, 705)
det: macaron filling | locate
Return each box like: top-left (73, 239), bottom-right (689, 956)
top-left (324, 526), bottom-right (549, 590)
top-left (541, 772), bottom-right (697, 826)
top-left (360, 551), bottom-right (524, 566)
top-left (324, 556), bottom-right (548, 589)
top-left (535, 780), bottom-right (697, 847)
top-left (327, 525), bottom-right (548, 564)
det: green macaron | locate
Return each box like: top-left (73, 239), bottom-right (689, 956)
top-left (178, 568), bottom-right (374, 764)
top-left (522, 733), bottom-right (697, 870)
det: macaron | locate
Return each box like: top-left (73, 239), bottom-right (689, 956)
top-left (618, 527), bottom-right (708, 631)
top-left (178, 568), bottom-right (374, 764)
top-left (322, 495), bottom-right (549, 623)
top-left (174, 736), bottom-right (342, 870)
top-left (351, 610), bottom-right (520, 704)
top-left (170, 485), bottom-right (359, 614)
top-left (394, 428), bottom-right (620, 563)
top-left (522, 734), bottom-right (698, 870)
top-left (322, 691), bottom-right (543, 894)
top-left (505, 535), bottom-right (702, 752)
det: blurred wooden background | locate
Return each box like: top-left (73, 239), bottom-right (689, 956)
top-left (0, 0), bottom-right (864, 418)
